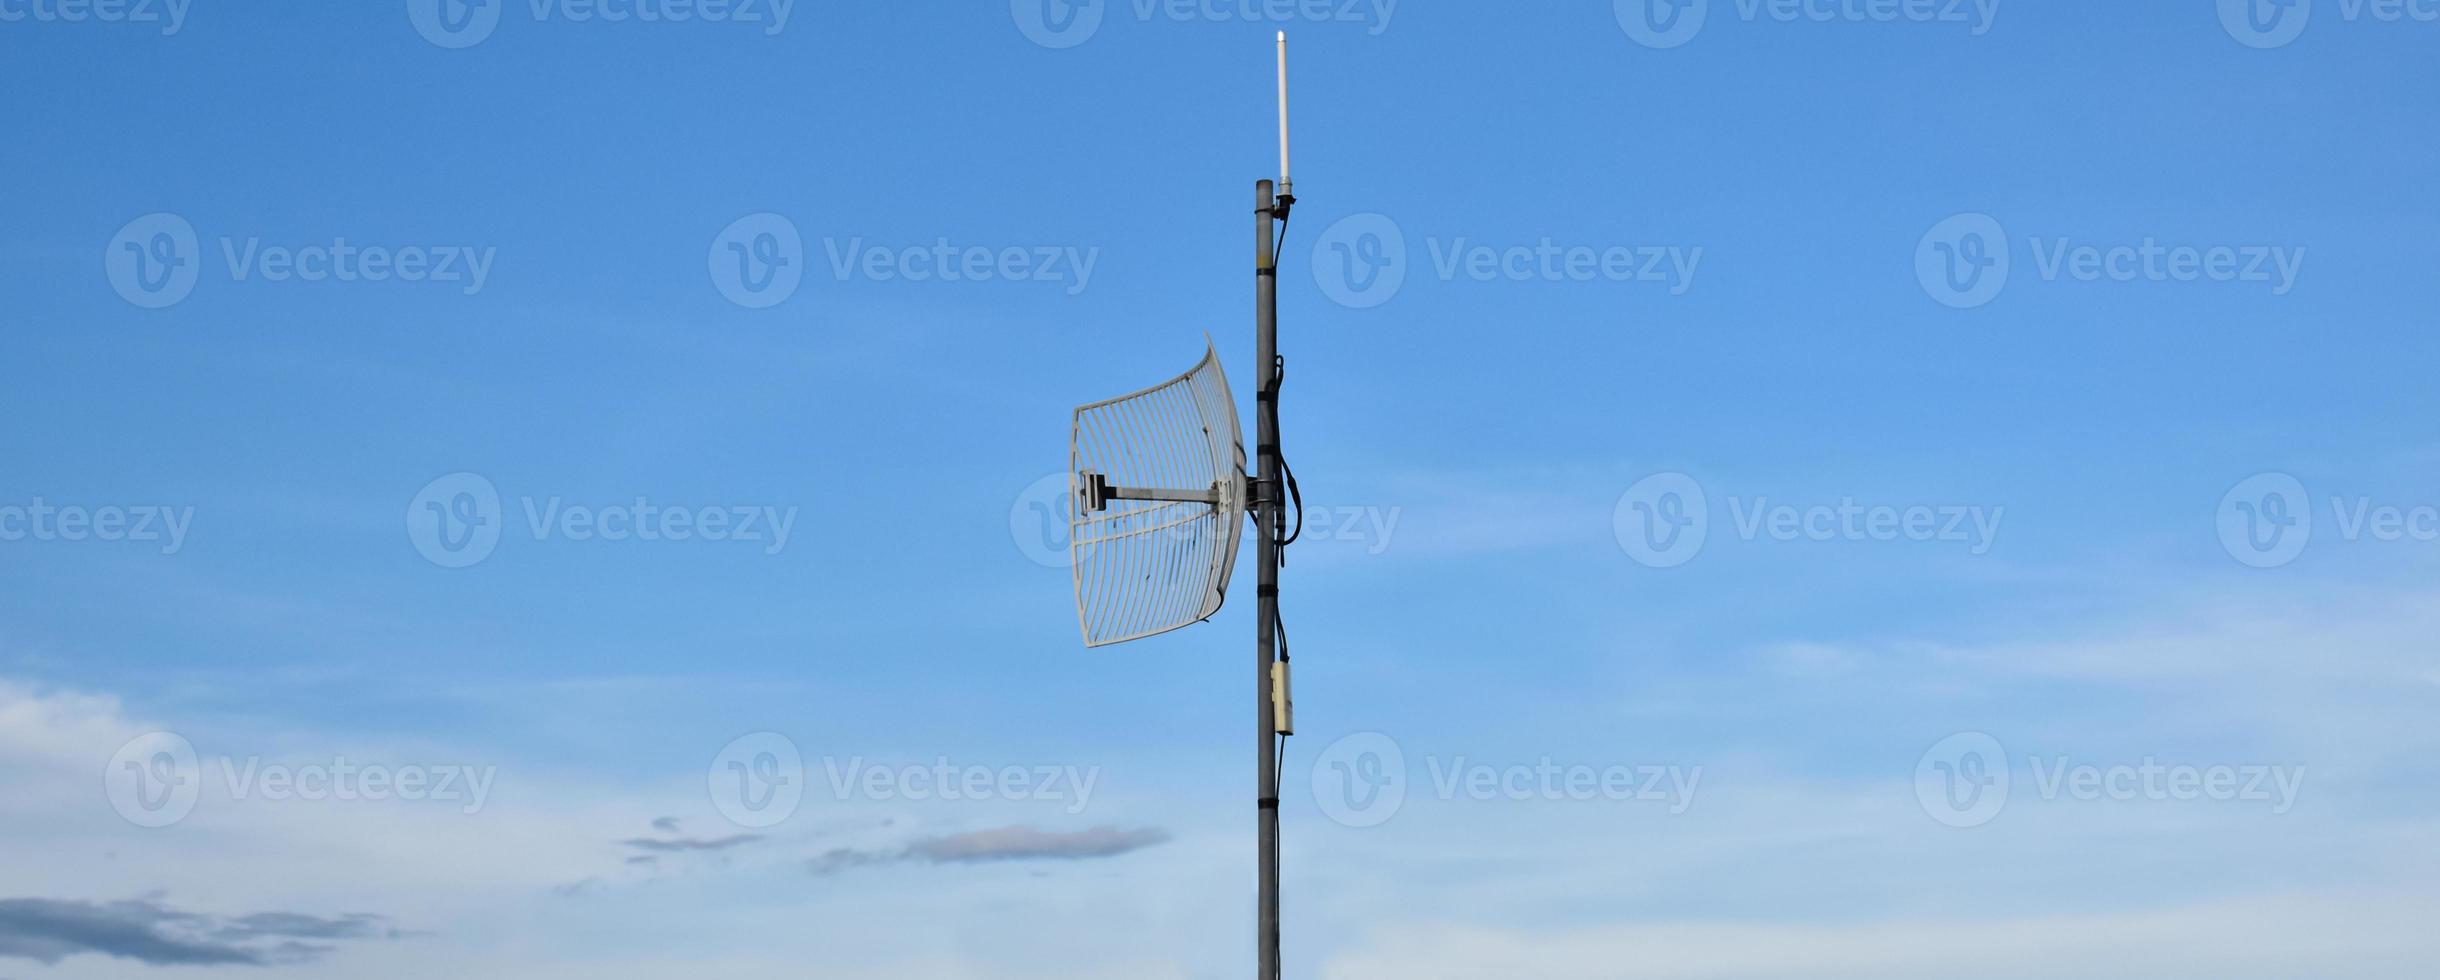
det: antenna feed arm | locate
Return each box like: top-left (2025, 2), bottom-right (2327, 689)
top-left (1078, 471), bottom-right (1224, 512)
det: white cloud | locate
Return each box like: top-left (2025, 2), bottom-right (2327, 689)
top-left (4, 582), bottom-right (2433, 977)
top-left (1321, 893), bottom-right (2440, 980)
top-left (0, 677), bottom-right (1227, 978)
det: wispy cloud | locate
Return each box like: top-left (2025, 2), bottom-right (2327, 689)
top-left (809, 826), bottom-right (1170, 877)
top-left (1321, 893), bottom-right (2440, 980)
top-left (618, 834), bottom-right (765, 853)
top-left (0, 897), bottom-right (395, 967)
top-left (908, 826), bottom-right (1170, 864)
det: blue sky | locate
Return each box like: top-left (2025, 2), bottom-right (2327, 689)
top-left (3, 2), bottom-right (2439, 977)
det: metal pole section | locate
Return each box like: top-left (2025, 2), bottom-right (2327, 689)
top-left (1254, 178), bottom-right (1282, 980)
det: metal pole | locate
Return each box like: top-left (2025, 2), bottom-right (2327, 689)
top-left (1254, 178), bottom-right (1282, 980)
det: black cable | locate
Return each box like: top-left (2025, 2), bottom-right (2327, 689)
top-left (1271, 598), bottom-right (1289, 980)
top-left (1268, 196), bottom-right (1300, 560)
top-left (1272, 199), bottom-right (1292, 259)
top-left (1271, 732), bottom-right (1286, 980)
top-left (1267, 198), bottom-right (1296, 980)
top-left (1272, 352), bottom-right (1304, 553)
top-left (1278, 455), bottom-right (1303, 549)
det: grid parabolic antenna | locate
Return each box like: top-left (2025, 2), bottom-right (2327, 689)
top-left (1069, 344), bottom-right (1247, 648)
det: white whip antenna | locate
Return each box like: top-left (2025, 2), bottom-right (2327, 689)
top-left (1276, 32), bottom-right (1292, 197)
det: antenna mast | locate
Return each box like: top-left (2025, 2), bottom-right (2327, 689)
top-left (1057, 32), bottom-right (1304, 980)
top-left (1255, 30), bottom-right (1295, 980)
